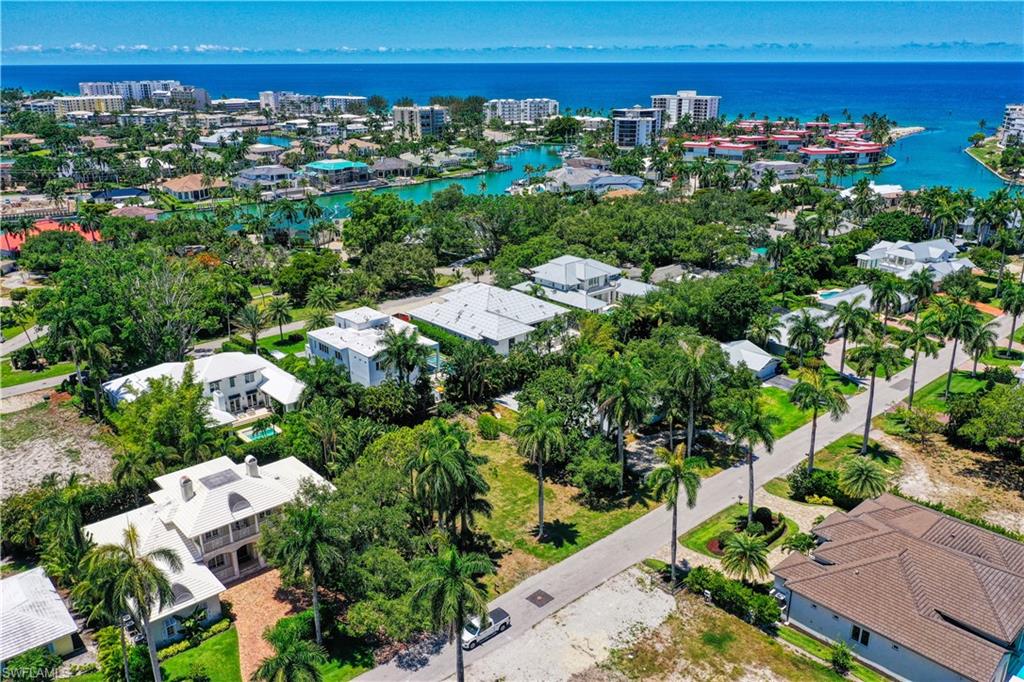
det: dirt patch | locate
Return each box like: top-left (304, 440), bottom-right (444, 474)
top-left (877, 431), bottom-right (1024, 533)
top-left (1, 400), bottom-right (116, 498)
top-left (486, 549), bottom-right (547, 596)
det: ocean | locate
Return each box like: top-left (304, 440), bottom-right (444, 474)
top-left (3, 61), bottom-right (1022, 193)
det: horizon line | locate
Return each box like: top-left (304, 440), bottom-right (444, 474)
top-left (5, 59), bottom-right (1023, 66)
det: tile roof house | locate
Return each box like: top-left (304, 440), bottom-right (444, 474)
top-left (306, 307), bottom-right (439, 387)
top-left (0, 568), bottom-right (80, 662)
top-left (856, 239), bottom-right (975, 283)
top-left (84, 455), bottom-right (326, 648)
top-left (103, 353), bottom-right (305, 426)
top-left (542, 166), bottom-right (644, 194)
top-left (160, 174), bottom-right (228, 202)
top-left (409, 282), bottom-right (566, 355)
top-left (773, 494), bottom-right (1024, 682)
top-left (511, 254), bottom-right (658, 311)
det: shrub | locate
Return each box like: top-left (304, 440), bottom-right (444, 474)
top-left (157, 617), bottom-right (230, 660)
top-left (716, 529), bottom-right (736, 546)
top-left (763, 515), bottom-right (789, 545)
top-left (685, 566), bottom-right (780, 631)
top-left (96, 626), bottom-right (150, 682)
top-left (9, 287), bottom-right (28, 302)
top-left (1, 647), bottom-right (62, 681)
top-left (786, 467), bottom-right (856, 508)
top-left (805, 494), bottom-right (834, 506)
top-left (435, 401), bottom-right (457, 418)
top-left (568, 451), bottom-right (620, 504)
top-left (746, 521), bottom-right (766, 536)
top-left (830, 641), bottom-right (853, 674)
top-left (753, 506), bottom-right (774, 528)
top-left (477, 413), bottom-right (500, 440)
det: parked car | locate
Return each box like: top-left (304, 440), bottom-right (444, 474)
top-left (461, 607), bottom-right (510, 649)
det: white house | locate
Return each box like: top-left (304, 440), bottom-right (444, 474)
top-left (103, 353), bottom-right (305, 426)
top-left (409, 282), bottom-right (566, 355)
top-left (855, 238), bottom-right (974, 283)
top-left (1, 568), bottom-right (80, 663)
top-left (542, 166), bottom-right (644, 195)
top-left (83, 455), bottom-right (325, 648)
top-left (720, 340), bottom-right (780, 380)
top-left (818, 283), bottom-right (914, 315)
top-left (232, 164), bottom-right (297, 190)
top-left (512, 255), bottom-right (658, 311)
top-left (306, 307), bottom-right (439, 387)
top-left (773, 494), bottom-right (1024, 682)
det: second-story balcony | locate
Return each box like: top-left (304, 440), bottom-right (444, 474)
top-left (231, 521), bottom-right (258, 542)
top-left (202, 530), bottom-right (233, 552)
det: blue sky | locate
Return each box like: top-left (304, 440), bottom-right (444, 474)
top-left (3, 1), bottom-right (1022, 63)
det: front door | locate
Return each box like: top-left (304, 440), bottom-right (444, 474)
top-left (237, 544), bottom-right (253, 564)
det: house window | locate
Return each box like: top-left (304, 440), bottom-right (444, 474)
top-left (244, 372), bottom-right (255, 383)
top-left (851, 625), bottom-right (870, 646)
top-left (334, 351), bottom-right (342, 360)
top-left (318, 342), bottom-right (328, 353)
top-left (202, 528), bottom-right (221, 541)
top-left (209, 381), bottom-right (220, 392)
top-left (164, 618), bottom-right (176, 638)
top-left (207, 554), bottom-right (226, 569)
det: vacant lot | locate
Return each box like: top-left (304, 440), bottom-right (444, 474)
top-left (0, 399), bottom-right (115, 497)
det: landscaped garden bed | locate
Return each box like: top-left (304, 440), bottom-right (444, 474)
top-left (679, 503), bottom-right (796, 559)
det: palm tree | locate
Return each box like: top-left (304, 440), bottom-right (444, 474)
top-left (407, 420), bottom-right (470, 532)
top-left (82, 524), bottom-right (183, 682)
top-left (647, 444), bottom-right (702, 584)
top-left (597, 357), bottom-right (651, 493)
top-left (966, 319), bottom-right (999, 376)
top-left (746, 313), bottom-right (782, 349)
top-left (252, 634), bottom-right (327, 682)
top-left (933, 298), bottom-right (982, 399)
top-left (900, 318), bottom-right (941, 408)
top-left (258, 487), bottom-right (346, 645)
top-left (514, 399), bottom-right (566, 539)
top-left (674, 339), bottom-right (717, 456)
top-left (905, 269), bottom-right (935, 321)
top-left (830, 297), bottom-right (871, 375)
top-left (1001, 282), bottom-right (1024, 354)
top-left (305, 283), bottom-right (337, 311)
top-left (379, 326), bottom-right (432, 384)
top-left (266, 296), bottom-right (292, 340)
top-left (839, 457), bottom-right (889, 500)
top-left (112, 446), bottom-right (156, 507)
top-left (721, 532), bottom-right (769, 583)
top-left (234, 304), bottom-right (267, 352)
top-left (870, 275), bottom-right (903, 325)
top-left (788, 309), bottom-right (825, 366)
top-left (847, 331), bottom-right (904, 455)
top-left (69, 320), bottom-right (113, 419)
top-left (413, 546), bottom-right (493, 682)
top-left (305, 308), bottom-right (332, 331)
top-left (790, 368), bottom-right (849, 471)
top-left (726, 397), bottom-right (778, 524)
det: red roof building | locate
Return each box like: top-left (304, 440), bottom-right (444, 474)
top-left (0, 219), bottom-right (101, 257)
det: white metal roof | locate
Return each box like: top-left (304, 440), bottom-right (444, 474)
top-left (308, 317), bottom-right (434, 360)
top-left (721, 340), bottom-right (777, 374)
top-left (409, 283), bottom-right (566, 343)
top-left (530, 255), bottom-right (620, 287)
top-left (0, 568), bottom-right (78, 661)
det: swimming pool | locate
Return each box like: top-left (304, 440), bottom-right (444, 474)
top-left (818, 290), bottom-right (843, 300)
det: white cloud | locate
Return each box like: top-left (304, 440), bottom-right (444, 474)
top-left (2, 44), bottom-right (43, 53)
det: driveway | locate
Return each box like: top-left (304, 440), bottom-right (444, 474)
top-left (222, 569), bottom-right (308, 681)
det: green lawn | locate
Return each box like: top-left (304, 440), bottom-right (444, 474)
top-left (2, 319), bottom-right (35, 340)
top-left (979, 347), bottom-right (1024, 368)
top-left (777, 626), bottom-right (889, 682)
top-left (764, 434), bottom-right (902, 499)
top-left (67, 673), bottom-right (104, 682)
top-left (875, 353), bottom-right (912, 377)
top-left (258, 332), bottom-right (308, 356)
top-left (0, 358), bottom-right (76, 388)
top-left (161, 628), bottom-right (242, 682)
top-left (319, 636), bottom-right (375, 682)
top-left (910, 371), bottom-right (990, 413)
top-left (786, 365), bottom-right (863, 396)
top-left (759, 386), bottom-right (812, 438)
top-left (678, 502), bottom-right (797, 559)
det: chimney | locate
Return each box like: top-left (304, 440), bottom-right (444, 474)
top-left (245, 454), bottom-right (259, 478)
top-left (180, 475), bottom-right (194, 501)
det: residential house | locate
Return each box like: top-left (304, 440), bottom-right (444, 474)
top-left (160, 174), bottom-right (228, 202)
top-left (103, 352), bottom-right (305, 426)
top-left (817, 283), bottom-right (913, 316)
top-left (109, 205), bottom-right (162, 221)
top-left (245, 143), bottom-right (286, 163)
top-left (371, 157), bottom-right (415, 179)
top-left (409, 282), bottom-right (566, 355)
top-left (307, 307), bottom-right (439, 387)
top-left (855, 238), bottom-right (974, 283)
top-left (720, 340), bottom-right (780, 380)
top-left (232, 164), bottom-right (297, 190)
top-left (88, 187), bottom-right (150, 204)
top-left (542, 166), bottom-right (644, 195)
top-left (83, 455), bottom-right (326, 648)
top-left (512, 255), bottom-right (658, 311)
top-left (302, 159), bottom-right (371, 188)
top-left (750, 160), bottom-right (808, 184)
top-left (773, 493), bottom-right (1024, 682)
top-left (326, 138), bottom-right (380, 157)
top-left (1, 568), bottom-right (80, 663)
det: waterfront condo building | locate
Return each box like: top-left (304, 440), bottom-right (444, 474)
top-left (391, 105), bottom-right (450, 139)
top-left (1000, 103), bottom-right (1024, 147)
top-left (52, 95), bottom-right (125, 118)
top-left (322, 95), bottom-right (368, 112)
top-left (151, 86), bottom-right (210, 111)
top-left (80, 80), bottom-right (181, 101)
top-left (484, 98), bottom-right (560, 124)
top-left (650, 90), bottom-right (721, 125)
top-left (612, 106), bottom-right (663, 148)
top-left (259, 91), bottom-right (318, 114)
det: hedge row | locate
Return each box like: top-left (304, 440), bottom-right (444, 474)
top-left (156, 617), bottom-right (231, 660)
top-left (685, 565), bottom-right (780, 631)
top-left (407, 319), bottom-right (465, 355)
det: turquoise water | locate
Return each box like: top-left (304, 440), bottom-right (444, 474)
top-left (819, 290), bottom-right (842, 299)
top-left (752, 247), bottom-right (768, 256)
top-left (257, 135), bottom-right (294, 149)
top-left (249, 426), bottom-right (278, 440)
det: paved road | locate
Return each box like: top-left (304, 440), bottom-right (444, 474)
top-left (0, 373), bottom-right (72, 399)
top-left (360, 312), bottom-right (1014, 682)
top-left (0, 325), bottom-right (46, 356)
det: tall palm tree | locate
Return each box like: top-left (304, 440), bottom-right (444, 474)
top-left (514, 399), bottom-right (566, 539)
top-left (305, 308), bottom-right (332, 332)
top-left (34, 473), bottom-right (92, 584)
top-left (258, 486), bottom-right (346, 645)
top-left (597, 357), bottom-right (651, 493)
top-left (305, 283), bottom-right (337, 311)
top-left (82, 524), bottom-right (183, 682)
top-left (839, 457), bottom-right (889, 500)
top-left (721, 532), bottom-right (769, 583)
top-left (745, 313), bottom-right (782, 350)
top-left (234, 304), bottom-right (267, 351)
top-left (847, 331), bottom-right (904, 455)
top-left (1002, 282), bottom-right (1024, 354)
top-left (266, 296), bottom-right (292, 340)
top-left (379, 326), bottom-right (432, 384)
top-left (69, 320), bottom-right (113, 419)
top-left (790, 368), bottom-right (849, 471)
top-left (830, 297), bottom-right (871, 375)
top-left (900, 318), bottom-right (941, 408)
top-left (674, 339), bottom-right (717, 456)
top-left (252, 634), bottom-right (327, 682)
top-left (934, 298), bottom-right (982, 399)
top-left (966, 319), bottom-right (999, 376)
top-left (905, 269), bottom-right (936, 321)
top-left (407, 420), bottom-right (470, 532)
top-left (646, 444), bottom-right (702, 584)
top-left (726, 397), bottom-right (778, 524)
top-left (870, 275), bottom-right (903, 325)
top-left (112, 446), bottom-right (157, 507)
top-left (413, 546), bottom-right (493, 682)
top-left (788, 309), bottom-right (825, 366)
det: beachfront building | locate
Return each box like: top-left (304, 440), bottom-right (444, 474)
top-left (52, 95), bottom-right (125, 118)
top-left (1000, 103), bottom-right (1024, 147)
top-left (306, 307), bottom-right (439, 387)
top-left (542, 166), bottom-right (644, 194)
top-left (409, 282), bottom-right (566, 356)
top-left (855, 238), bottom-right (974, 283)
top-left (392, 105), bottom-right (449, 139)
top-left (484, 98), bottom-right (560, 124)
top-left (773, 494), bottom-right (1024, 682)
top-left (151, 86), bottom-right (210, 111)
top-left (750, 160), bottom-right (808, 184)
top-left (322, 95), bottom-right (368, 112)
top-left (102, 353), bottom-right (305, 426)
top-left (160, 174), bottom-right (228, 202)
top-left (83, 454), bottom-right (326, 648)
top-left (612, 106), bottom-right (662, 148)
top-left (81, 79), bottom-right (180, 100)
top-left (512, 255), bottom-right (658, 311)
top-left (232, 164), bottom-right (297, 191)
top-left (650, 89), bottom-right (721, 125)
top-left (574, 115), bottom-right (610, 132)
top-left (302, 159), bottom-right (371, 189)
top-left (22, 99), bottom-right (57, 116)
top-left (258, 91), bottom-right (317, 114)
top-left (720, 340), bottom-right (780, 381)
top-left (118, 107), bottom-right (181, 126)
top-left (1, 568), bottom-right (81, 664)
top-left (211, 98), bottom-right (260, 112)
